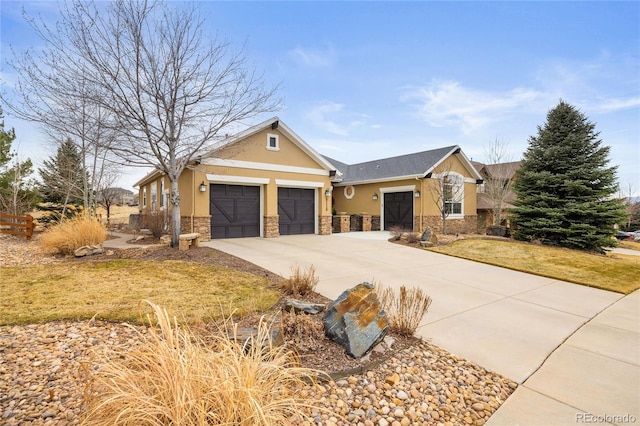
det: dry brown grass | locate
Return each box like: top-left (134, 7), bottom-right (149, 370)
top-left (82, 301), bottom-right (322, 425)
top-left (39, 216), bottom-right (107, 255)
top-left (280, 310), bottom-right (325, 351)
top-left (0, 260), bottom-right (279, 325)
top-left (429, 239), bottom-right (640, 294)
top-left (281, 265), bottom-right (319, 297)
top-left (376, 283), bottom-right (432, 337)
top-left (619, 240), bottom-right (640, 251)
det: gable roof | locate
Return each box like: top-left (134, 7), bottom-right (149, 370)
top-left (473, 161), bottom-right (521, 180)
top-left (199, 116), bottom-right (339, 174)
top-left (327, 145), bottom-right (483, 185)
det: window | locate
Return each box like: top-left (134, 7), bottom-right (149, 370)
top-left (443, 173), bottom-right (463, 217)
top-left (159, 179), bottom-right (165, 209)
top-left (266, 133), bottom-right (279, 151)
top-left (150, 181), bottom-right (157, 210)
top-left (142, 187), bottom-right (147, 208)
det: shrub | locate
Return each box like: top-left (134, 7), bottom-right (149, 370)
top-left (281, 310), bottom-right (325, 351)
top-left (375, 283), bottom-right (432, 337)
top-left (282, 265), bottom-right (319, 297)
top-left (141, 210), bottom-right (166, 238)
top-left (39, 216), bottom-right (106, 255)
top-left (35, 202), bottom-right (84, 228)
top-left (82, 301), bottom-right (321, 425)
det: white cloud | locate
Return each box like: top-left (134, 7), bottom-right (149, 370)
top-left (403, 80), bottom-right (542, 134)
top-left (305, 101), bottom-right (379, 136)
top-left (288, 45), bottom-right (336, 68)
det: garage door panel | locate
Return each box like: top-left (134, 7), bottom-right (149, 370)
top-left (278, 187), bottom-right (315, 235)
top-left (384, 191), bottom-right (413, 230)
top-left (210, 184), bottom-right (260, 239)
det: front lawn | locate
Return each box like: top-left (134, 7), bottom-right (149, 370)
top-left (428, 239), bottom-right (640, 294)
top-left (0, 260), bottom-right (280, 325)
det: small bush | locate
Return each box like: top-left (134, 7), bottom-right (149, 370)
top-left (281, 310), bottom-right (325, 351)
top-left (375, 283), bottom-right (432, 337)
top-left (39, 216), bottom-right (106, 255)
top-left (82, 301), bottom-right (321, 425)
top-left (141, 210), bottom-right (166, 238)
top-left (35, 202), bottom-right (84, 228)
top-left (282, 265), bottom-right (319, 297)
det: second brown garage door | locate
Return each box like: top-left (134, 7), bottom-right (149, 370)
top-left (278, 187), bottom-right (315, 235)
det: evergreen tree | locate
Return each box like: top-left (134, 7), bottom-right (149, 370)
top-left (512, 100), bottom-right (626, 253)
top-left (0, 107), bottom-right (39, 215)
top-left (38, 138), bottom-right (87, 205)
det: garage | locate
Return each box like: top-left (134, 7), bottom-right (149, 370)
top-left (278, 187), bottom-right (315, 235)
top-left (210, 184), bottom-right (260, 239)
top-left (384, 191), bottom-right (413, 230)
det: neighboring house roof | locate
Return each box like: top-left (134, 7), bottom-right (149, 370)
top-left (473, 161), bottom-right (522, 180)
top-left (326, 145), bottom-right (483, 185)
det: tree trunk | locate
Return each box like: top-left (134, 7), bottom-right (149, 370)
top-left (170, 178), bottom-right (181, 248)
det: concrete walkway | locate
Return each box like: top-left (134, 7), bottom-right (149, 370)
top-left (103, 231), bottom-right (155, 249)
top-left (203, 232), bottom-right (640, 425)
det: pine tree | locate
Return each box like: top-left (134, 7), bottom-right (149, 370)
top-left (0, 107), bottom-right (39, 215)
top-left (512, 100), bottom-right (626, 253)
top-left (38, 138), bottom-right (87, 205)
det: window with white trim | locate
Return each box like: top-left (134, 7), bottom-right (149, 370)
top-left (142, 187), bottom-right (147, 209)
top-left (266, 133), bottom-right (279, 151)
top-left (443, 173), bottom-right (464, 217)
top-left (150, 181), bottom-right (157, 210)
top-left (159, 179), bottom-right (165, 209)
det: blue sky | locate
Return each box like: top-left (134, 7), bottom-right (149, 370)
top-left (1, 1), bottom-right (639, 194)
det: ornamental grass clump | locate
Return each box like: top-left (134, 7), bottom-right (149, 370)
top-left (40, 216), bottom-right (106, 255)
top-left (82, 301), bottom-right (321, 426)
top-left (282, 265), bottom-right (319, 297)
top-left (376, 283), bottom-right (432, 337)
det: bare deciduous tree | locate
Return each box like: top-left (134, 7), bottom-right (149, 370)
top-left (426, 161), bottom-right (465, 235)
top-left (481, 138), bottom-right (518, 226)
top-left (4, 0), bottom-right (280, 247)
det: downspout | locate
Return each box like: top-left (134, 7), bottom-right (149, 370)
top-left (191, 169), bottom-right (195, 233)
top-left (416, 176), bottom-right (423, 233)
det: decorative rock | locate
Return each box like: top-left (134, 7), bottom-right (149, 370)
top-left (283, 299), bottom-right (326, 315)
top-left (73, 245), bottom-right (104, 257)
top-left (323, 282), bottom-right (389, 358)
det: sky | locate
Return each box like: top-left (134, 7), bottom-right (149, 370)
top-left (1, 1), bottom-right (639, 194)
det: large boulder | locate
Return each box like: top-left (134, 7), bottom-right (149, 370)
top-left (323, 282), bottom-right (389, 358)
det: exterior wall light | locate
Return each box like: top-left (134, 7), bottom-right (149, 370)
top-left (414, 191), bottom-right (420, 198)
top-left (199, 181), bottom-right (207, 192)
top-left (325, 189), bottom-right (331, 197)
top-left (372, 193), bottom-right (379, 200)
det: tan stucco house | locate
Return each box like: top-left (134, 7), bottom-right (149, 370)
top-left (134, 117), bottom-right (483, 240)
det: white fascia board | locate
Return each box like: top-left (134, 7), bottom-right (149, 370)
top-left (199, 116), bottom-right (281, 157)
top-left (202, 157), bottom-right (329, 176)
top-left (133, 169), bottom-right (164, 188)
top-left (275, 179), bottom-right (325, 188)
top-left (205, 174), bottom-right (270, 185)
top-left (424, 145), bottom-right (484, 181)
top-left (332, 174), bottom-right (423, 187)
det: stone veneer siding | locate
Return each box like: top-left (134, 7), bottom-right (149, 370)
top-left (179, 216), bottom-right (211, 242)
top-left (332, 214), bottom-right (350, 233)
top-left (264, 215), bottom-right (279, 238)
top-left (417, 215), bottom-right (478, 235)
top-left (319, 215), bottom-right (332, 235)
top-left (372, 215), bottom-right (381, 231)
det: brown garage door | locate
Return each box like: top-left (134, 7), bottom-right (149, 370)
top-left (384, 191), bottom-right (413, 230)
top-left (210, 184), bottom-right (260, 239)
top-left (278, 187), bottom-right (315, 235)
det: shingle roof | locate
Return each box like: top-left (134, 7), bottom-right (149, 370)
top-left (325, 145), bottom-right (460, 184)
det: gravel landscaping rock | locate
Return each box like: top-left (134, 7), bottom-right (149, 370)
top-left (0, 320), bottom-right (516, 425)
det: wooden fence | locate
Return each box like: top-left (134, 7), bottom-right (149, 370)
top-left (0, 212), bottom-right (36, 241)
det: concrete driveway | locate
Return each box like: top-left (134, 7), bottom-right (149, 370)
top-left (203, 232), bottom-right (639, 424)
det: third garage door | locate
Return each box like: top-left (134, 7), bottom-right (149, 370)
top-left (278, 187), bottom-right (315, 235)
top-left (384, 191), bottom-right (413, 230)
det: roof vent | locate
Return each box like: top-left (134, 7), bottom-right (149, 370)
top-left (271, 120), bottom-right (279, 130)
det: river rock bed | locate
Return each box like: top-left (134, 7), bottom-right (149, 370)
top-left (1, 320), bottom-right (516, 426)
